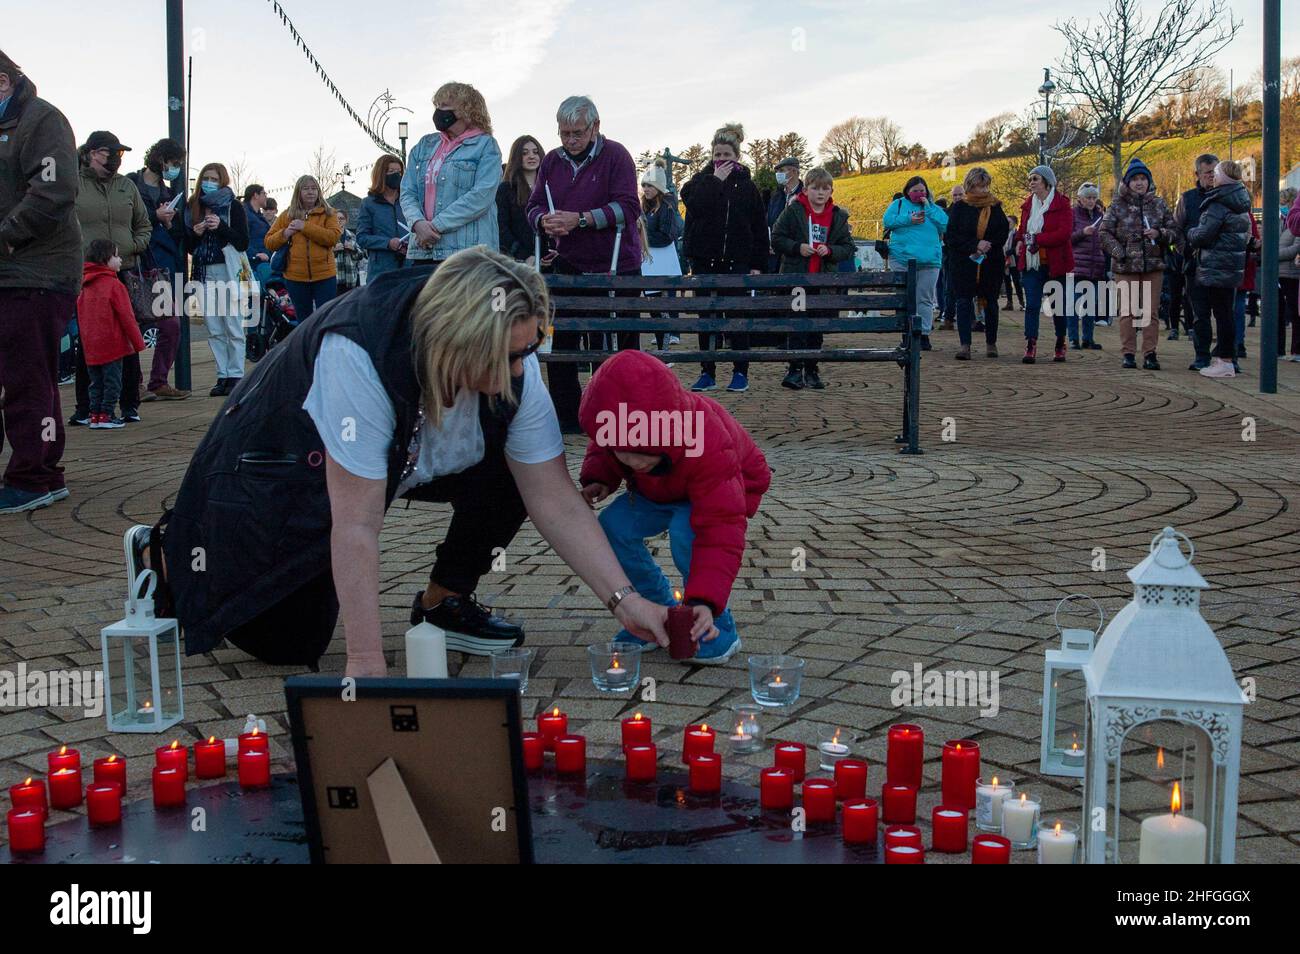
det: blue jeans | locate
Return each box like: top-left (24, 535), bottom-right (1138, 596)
top-left (1021, 265), bottom-right (1065, 341)
top-left (597, 492), bottom-right (737, 644)
top-left (284, 277), bottom-right (338, 322)
top-left (1068, 277), bottom-right (1098, 344)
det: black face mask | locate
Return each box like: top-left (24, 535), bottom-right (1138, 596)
top-left (433, 108), bottom-right (457, 132)
top-left (385, 171), bottom-right (403, 189)
top-left (103, 154), bottom-right (122, 174)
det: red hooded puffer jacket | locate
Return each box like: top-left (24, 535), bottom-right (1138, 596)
top-left (76, 263), bottom-right (145, 366)
top-left (578, 351), bottom-right (771, 615)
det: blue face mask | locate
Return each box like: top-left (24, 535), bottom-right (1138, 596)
top-left (163, 165), bottom-right (181, 181)
top-left (201, 181), bottom-right (218, 195)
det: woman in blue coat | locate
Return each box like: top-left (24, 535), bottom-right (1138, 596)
top-left (356, 153), bottom-right (408, 282)
top-left (882, 175), bottom-right (947, 350)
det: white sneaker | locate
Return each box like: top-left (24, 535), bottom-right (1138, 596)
top-left (1199, 358), bottom-right (1236, 378)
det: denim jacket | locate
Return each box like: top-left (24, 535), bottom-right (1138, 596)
top-left (399, 132), bottom-right (502, 260)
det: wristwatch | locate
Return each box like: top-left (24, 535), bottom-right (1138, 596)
top-left (606, 584), bottom-right (636, 614)
top-left (578, 212), bottom-right (589, 229)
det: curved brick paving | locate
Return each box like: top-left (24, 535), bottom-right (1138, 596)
top-left (2, 317), bottom-right (1298, 861)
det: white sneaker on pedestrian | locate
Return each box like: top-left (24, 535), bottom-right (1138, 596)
top-left (1199, 358), bottom-right (1236, 378)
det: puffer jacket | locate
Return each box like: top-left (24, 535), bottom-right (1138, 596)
top-left (265, 206), bottom-right (341, 282)
top-left (1187, 181), bottom-right (1252, 289)
top-left (1099, 184), bottom-right (1177, 274)
top-left (1278, 223), bottom-right (1300, 280)
top-left (76, 263), bottom-right (145, 365)
top-left (881, 196), bottom-right (947, 268)
top-left (1070, 203), bottom-right (1106, 279)
top-left (578, 350), bottom-right (771, 615)
top-left (75, 165), bottom-right (152, 269)
top-left (680, 163), bottom-right (769, 271)
top-left (1015, 190), bottom-right (1074, 276)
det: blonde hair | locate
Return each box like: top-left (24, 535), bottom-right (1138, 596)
top-left (805, 167), bottom-right (834, 189)
top-left (288, 175), bottom-right (331, 220)
top-left (638, 217), bottom-right (651, 263)
top-left (711, 123), bottom-right (744, 155)
top-left (963, 166), bottom-right (992, 192)
top-left (409, 246), bottom-right (549, 427)
top-left (1217, 159), bottom-right (1243, 182)
top-left (433, 82), bottom-right (492, 136)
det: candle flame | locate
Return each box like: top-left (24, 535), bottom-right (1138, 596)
top-left (956, 743), bottom-right (961, 750)
top-left (736, 722), bottom-right (745, 734)
top-left (773, 675), bottom-right (783, 686)
top-left (1170, 781), bottom-right (1182, 815)
top-left (143, 701), bottom-right (152, 709)
top-left (612, 659), bottom-right (621, 671)
top-left (832, 729), bottom-right (841, 744)
top-left (634, 712), bottom-right (643, 721)
top-left (208, 736), bottom-right (216, 744)
top-left (700, 724), bottom-right (708, 732)
top-left (59, 745), bottom-right (67, 756)
top-left (992, 776), bottom-right (999, 787)
top-left (24, 777), bottom-right (32, 786)
top-left (552, 707), bottom-right (560, 717)
top-left (674, 589), bottom-right (682, 602)
top-left (1157, 747), bottom-right (1165, 769)
top-left (169, 740), bottom-right (179, 750)
top-left (1071, 742), bottom-right (1079, 753)
top-left (1054, 822), bottom-right (1062, 834)
top-left (108, 755), bottom-right (117, 763)
top-left (1019, 793), bottom-right (1027, 804)
top-left (251, 727), bottom-right (260, 737)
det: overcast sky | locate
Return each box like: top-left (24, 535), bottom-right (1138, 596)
top-left (8, 0), bottom-right (1294, 195)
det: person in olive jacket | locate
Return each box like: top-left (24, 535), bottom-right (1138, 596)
top-left (1098, 158), bottom-right (1177, 370)
top-left (942, 167), bottom-right (1009, 360)
top-left (1068, 182), bottom-right (1106, 351)
top-left (680, 123), bottom-right (768, 393)
top-left (1188, 160), bottom-right (1253, 379)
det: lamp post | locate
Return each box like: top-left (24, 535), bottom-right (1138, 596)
top-left (1037, 67), bottom-right (1056, 167)
top-left (398, 121), bottom-right (409, 164)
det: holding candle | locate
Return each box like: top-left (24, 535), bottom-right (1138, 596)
top-left (760, 767), bottom-right (794, 810)
top-left (689, 753), bottom-right (722, 794)
top-left (9, 778), bottom-right (48, 819)
top-left (941, 739), bottom-right (980, 810)
top-left (682, 724), bottom-right (715, 764)
top-left (621, 712), bottom-right (653, 748)
top-left (6, 808), bottom-right (44, 854)
top-left (625, 743), bottom-right (657, 782)
top-left (802, 778), bottom-right (836, 823)
top-left (931, 806), bottom-right (969, 853)
top-left (48, 767), bottom-right (82, 810)
top-left (537, 707), bottom-right (568, 752)
top-left (881, 782), bottom-right (917, 824)
top-left (773, 742), bottom-right (807, 782)
top-left (886, 724), bottom-right (923, 788)
top-left (842, 798), bottom-right (878, 844)
top-left (194, 737), bottom-right (226, 779)
top-left (666, 591), bottom-right (696, 661)
top-left (555, 735), bottom-right (587, 776)
top-left (86, 783), bottom-right (122, 827)
top-left (93, 755), bottom-right (127, 795)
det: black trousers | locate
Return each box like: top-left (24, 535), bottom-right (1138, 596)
top-left (1206, 286), bottom-right (1236, 360)
top-left (1279, 277), bottom-right (1300, 355)
top-left (1187, 280), bottom-right (1215, 360)
top-left (1164, 268), bottom-right (1189, 332)
top-left (1002, 266), bottom-right (1024, 306)
top-left (690, 258), bottom-right (750, 377)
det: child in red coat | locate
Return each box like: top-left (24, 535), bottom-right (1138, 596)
top-left (578, 350), bottom-right (771, 663)
top-left (77, 240), bottom-right (146, 428)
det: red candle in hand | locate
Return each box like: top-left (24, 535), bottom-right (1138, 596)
top-left (971, 833), bottom-right (1011, 864)
top-left (86, 783), bottom-right (122, 827)
top-left (237, 749), bottom-right (270, 789)
top-left (842, 798), bottom-right (878, 844)
top-left (834, 758), bottom-right (868, 801)
top-left (941, 739), bottom-right (980, 810)
top-left (802, 778), bottom-right (837, 823)
top-left (773, 742), bottom-right (807, 782)
top-left (667, 591), bottom-right (696, 660)
top-left (760, 767), bottom-right (794, 810)
top-left (152, 766), bottom-right (186, 807)
top-left (522, 732), bottom-right (544, 772)
top-left (9, 777), bottom-right (48, 819)
top-left (886, 843), bottom-right (925, 864)
top-left (238, 728), bottom-right (270, 754)
top-left (48, 767), bottom-right (82, 810)
top-left (886, 724), bottom-right (923, 788)
top-left (156, 740), bottom-right (188, 781)
top-left (6, 809), bottom-right (44, 854)
top-left (682, 724), bottom-right (715, 764)
top-left (93, 755), bottom-right (127, 795)
top-left (537, 707), bottom-right (568, 753)
top-left (881, 782), bottom-right (917, 824)
top-left (932, 806), bottom-right (969, 853)
top-left (621, 712), bottom-right (653, 748)
top-left (554, 735), bottom-right (586, 776)
top-left (48, 745), bottom-right (80, 774)
top-left (689, 753), bottom-right (722, 794)
top-left (625, 743), bottom-right (657, 781)
top-left (194, 737), bottom-right (226, 779)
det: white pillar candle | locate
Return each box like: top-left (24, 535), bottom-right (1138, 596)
top-left (1001, 794), bottom-right (1040, 845)
top-left (975, 778), bottom-right (1015, 830)
top-left (1138, 813), bottom-right (1206, 864)
top-left (405, 621), bottom-right (448, 678)
top-left (1037, 824), bottom-right (1078, 864)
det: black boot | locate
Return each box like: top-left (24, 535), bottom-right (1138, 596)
top-left (410, 590), bottom-right (525, 656)
top-left (781, 364), bottom-right (805, 389)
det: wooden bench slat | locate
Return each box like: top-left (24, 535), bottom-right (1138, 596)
top-left (538, 348), bottom-right (907, 363)
top-left (547, 294), bottom-right (908, 313)
top-left (548, 317), bottom-right (907, 332)
top-left (544, 272), bottom-right (906, 291)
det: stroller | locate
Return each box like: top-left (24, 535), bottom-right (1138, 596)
top-left (246, 278), bottom-right (299, 362)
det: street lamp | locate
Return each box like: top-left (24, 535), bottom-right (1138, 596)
top-left (1038, 67), bottom-right (1056, 166)
top-left (398, 121), bottom-right (409, 164)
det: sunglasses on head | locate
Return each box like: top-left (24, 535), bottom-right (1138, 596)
top-left (508, 326), bottom-right (548, 362)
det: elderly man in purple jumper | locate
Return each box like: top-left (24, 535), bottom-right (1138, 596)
top-left (526, 95), bottom-right (642, 435)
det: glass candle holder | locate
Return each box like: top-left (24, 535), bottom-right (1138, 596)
top-left (490, 647), bottom-right (535, 694)
top-left (726, 704), bottom-right (764, 755)
top-left (748, 655), bottom-right (805, 708)
top-left (588, 642), bottom-right (642, 693)
top-left (1036, 820), bottom-right (1079, 864)
top-left (974, 776), bottom-right (1016, 832)
top-left (817, 725), bottom-right (852, 772)
top-left (1001, 792), bottom-right (1041, 849)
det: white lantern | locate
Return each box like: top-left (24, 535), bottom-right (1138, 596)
top-left (1082, 528), bottom-right (1245, 864)
top-left (1040, 595), bottom-right (1101, 778)
top-left (101, 570), bottom-right (184, 733)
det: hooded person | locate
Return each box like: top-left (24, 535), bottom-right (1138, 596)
top-left (1188, 160), bottom-right (1253, 378)
top-left (578, 350), bottom-right (771, 664)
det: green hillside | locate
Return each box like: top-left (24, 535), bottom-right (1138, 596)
top-left (832, 132), bottom-right (1262, 239)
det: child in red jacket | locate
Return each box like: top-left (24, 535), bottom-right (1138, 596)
top-left (77, 240), bottom-right (146, 429)
top-left (578, 351), bottom-right (771, 663)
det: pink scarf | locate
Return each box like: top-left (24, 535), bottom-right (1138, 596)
top-left (422, 128), bottom-right (484, 221)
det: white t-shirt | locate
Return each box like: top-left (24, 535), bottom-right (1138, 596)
top-left (303, 332), bottom-right (563, 496)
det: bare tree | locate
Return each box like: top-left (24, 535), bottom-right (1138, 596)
top-left (1053, 0), bottom-right (1241, 187)
top-left (874, 118), bottom-right (907, 169)
top-left (820, 118), bottom-right (871, 173)
top-left (227, 154), bottom-right (252, 195)
top-left (308, 141), bottom-right (340, 194)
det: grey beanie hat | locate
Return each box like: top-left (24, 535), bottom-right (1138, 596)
top-left (1077, 182), bottom-right (1100, 199)
top-left (1030, 164), bottom-right (1057, 189)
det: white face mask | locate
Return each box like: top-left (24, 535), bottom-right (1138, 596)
top-left (775, 172), bottom-right (788, 186)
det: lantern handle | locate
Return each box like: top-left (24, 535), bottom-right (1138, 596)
top-left (127, 569), bottom-right (156, 615)
top-left (1150, 527), bottom-right (1195, 568)
top-left (1053, 593), bottom-right (1104, 636)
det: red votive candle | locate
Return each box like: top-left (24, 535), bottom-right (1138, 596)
top-left (667, 594), bottom-right (696, 660)
top-left (885, 824), bottom-right (923, 850)
top-left (194, 737), bottom-right (226, 779)
top-left (802, 778), bottom-right (837, 823)
top-left (972, 833), bottom-right (1012, 864)
top-left (621, 712), bottom-right (653, 748)
top-left (155, 740), bottom-right (188, 780)
top-left (238, 728), bottom-right (270, 754)
top-left (522, 732), bottom-right (544, 772)
top-left (93, 755), bottom-right (127, 795)
top-left (237, 749), bottom-right (270, 789)
top-left (6, 808), bottom-right (44, 854)
top-left (760, 767), bottom-right (795, 810)
top-left (48, 745), bottom-right (80, 774)
top-left (689, 753), bottom-right (722, 794)
top-left (9, 777), bottom-right (48, 819)
top-left (555, 735), bottom-right (586, 776)
top-left (932, 805), bottom-right (969, 853)
top-left (941, 739), bottom-right (980, 810)
top-left (682, 723), bottom-right (715, 764)
top-left (886, 724), bottom-right (923, 788)
top-left (881, 782), bottom-right (918, 824)
top-left (842, 798), bottom-right (879, 844)
top-left (774, 742), bottom-right (807, 782)
top-left (86, 783), bottom-right (122, 827)
top-left (886, 843), bottom-right (925, 864)
top-left (152, 766), bottom-right (186, 807)
top-left (48, 767), bottom-right (82, 810)
top-left (834, 758), bottom-right (868, 801)
top-left (537, 707), bottom-right (568, 752)
top-left (625, 743), bottom-right (657, 782)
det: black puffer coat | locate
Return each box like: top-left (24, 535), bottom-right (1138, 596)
top-left (680, 163), bottom-right (768, 271)
top-left (1187, 181), bottom-right (1252, 289)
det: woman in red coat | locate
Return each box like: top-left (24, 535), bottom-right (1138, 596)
top-left (76, 240), bottom-right (146, 428)
top-left (1015, 165), bottom-right (1075, 363)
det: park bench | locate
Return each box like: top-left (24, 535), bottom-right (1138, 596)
top-left (541, 261), bottom-right (922, 453)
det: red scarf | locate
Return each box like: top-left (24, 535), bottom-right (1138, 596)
top-left (797, 193), bottom-right (834, 273)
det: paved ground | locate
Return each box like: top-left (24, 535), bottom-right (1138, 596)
top-left (2, 312), bottom-right (1298, 862)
